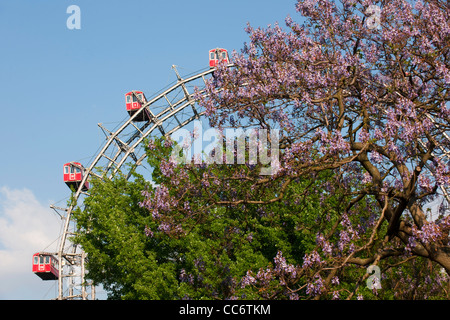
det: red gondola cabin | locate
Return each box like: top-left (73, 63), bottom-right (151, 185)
top-left (209, 48), bottom-right (229, 68)
top-left (63, 162), bottom-right (89, 191)
top-left (125, 91), bottom-right (151, 121)
top-left (32, 253), bottom-right (59, 280)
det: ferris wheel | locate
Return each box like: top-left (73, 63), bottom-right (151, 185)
top-left (32, 49), bottom-right (231, 300)
top-left (31, 46), bottom-right (450, 299)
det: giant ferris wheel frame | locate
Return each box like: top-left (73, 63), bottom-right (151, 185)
top-left (47, 64), bottom-right (232, 300)
top-left (42, 58), bottom-right (450, 300)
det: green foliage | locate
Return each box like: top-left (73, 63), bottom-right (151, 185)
top-left (72, 137), bottom-right (331, 299)
top-left (73, 169), bottom-right (178, 299)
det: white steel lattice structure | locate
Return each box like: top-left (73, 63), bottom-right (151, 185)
top-left (48, 65), bottom-right (228, 300)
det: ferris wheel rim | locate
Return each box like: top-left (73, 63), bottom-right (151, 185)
top-left (50, 65), bottom-right (229, 300)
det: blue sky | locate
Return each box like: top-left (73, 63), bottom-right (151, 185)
top-left (0, 0), bottom-right (300, 299)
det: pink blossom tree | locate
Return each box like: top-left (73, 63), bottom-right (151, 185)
top-left (142, 0), bottom-right (450, 299)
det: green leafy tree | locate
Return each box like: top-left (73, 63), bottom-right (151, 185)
top-left (73, 137), bottom-right (348, 299)
top-left (72, 168), bottom-right (180, 299)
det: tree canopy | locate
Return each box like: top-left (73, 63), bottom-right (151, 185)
top-left (74, 137), bottom-right (350, 299)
